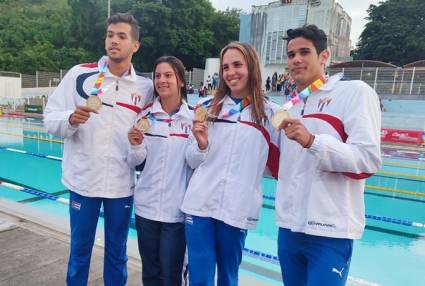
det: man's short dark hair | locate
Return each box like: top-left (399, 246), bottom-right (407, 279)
top-left (285, 25), bottom-right (327, 54)
top-left (106, 13), bottom-right (140, 41)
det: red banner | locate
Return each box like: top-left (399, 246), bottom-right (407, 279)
top-left (381, 128), bottom-right (424, 145)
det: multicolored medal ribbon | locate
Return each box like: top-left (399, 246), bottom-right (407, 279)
top-left (271, 76), bottom-right (326, 129)
top-left (282, 76), bottom-right (326, 110)
top-left (219, 96), bottom-right (250, 119)
top-left (142, 112), bottom-right (174, 127)
top-left (90, 63), bottom-right (108, 97)
top-left (193, 95), bottom-right (250, 121)
top-left (86, 63), bottom-right (108, 111)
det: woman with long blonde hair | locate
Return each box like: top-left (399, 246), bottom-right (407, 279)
top-left (181, 42), bottom-right (280, 285)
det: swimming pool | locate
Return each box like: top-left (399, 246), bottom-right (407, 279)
top-left (1, 111), bottom-right (424, 286)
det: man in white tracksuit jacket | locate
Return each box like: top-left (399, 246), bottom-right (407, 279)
top-left (275, 25), bottom-right (381, 286)
top-left (44, 13), bottom-right (153, 286)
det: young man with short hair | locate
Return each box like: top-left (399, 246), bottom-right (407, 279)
top-left (44, 13), bottom-right (153, 285)
top-left (275, 25), bottom-right (381, 286)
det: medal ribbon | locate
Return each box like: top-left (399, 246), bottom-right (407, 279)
top-left (282, 76), bottom-right (326, 110)
top-left (193, 95), bottom-right (250, 120)
top-left (143, 112), bottom-right (173, 125)
top-left (219, 96), bottom-right (250, 119)
top-left (90, 63), bottom-right (108, 97)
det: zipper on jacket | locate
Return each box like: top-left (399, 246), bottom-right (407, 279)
top-left (116, 80), bottom-right (119, 91)
top-left (220, 123), bottom-right (237, 210)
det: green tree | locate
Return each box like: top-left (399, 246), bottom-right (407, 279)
top-left (130, 0), bottom-right (239, 71)
top-left (353, 0), bottom-right (425, 66)
top-left (0, 0), bottom-right (240, 73)
top-left (0, 0), bottom-right (92, 73)
top-left (67, 0), bottom-right (108, 58)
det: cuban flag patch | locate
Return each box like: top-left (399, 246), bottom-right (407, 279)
top-left (185, 215), bottom-right (193, 225)
top-left (71, 201), bottom-right (81, 211)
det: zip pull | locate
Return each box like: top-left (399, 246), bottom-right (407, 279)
top-left (115, 80), bottom-right (119, 91)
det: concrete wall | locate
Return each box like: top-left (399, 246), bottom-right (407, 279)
top-left (22, 87), bottom-right (55, 98)
top-left (0, 76), bottom-right (21, 99)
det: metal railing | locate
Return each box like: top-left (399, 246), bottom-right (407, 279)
top-left (328, 67), bottom-right (425, 98)
top-left (2, 66), bottom-right (425, 98)
top-left (16, 69), bottom-right (205, 88)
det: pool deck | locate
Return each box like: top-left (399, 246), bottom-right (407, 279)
top-left (0, 199), bottom-right (273, 286)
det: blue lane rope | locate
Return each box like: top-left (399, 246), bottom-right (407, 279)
top-left (2, 177), bottom-right (425, 230)
top-left (263, 195), bottom-right (425, 229)
top-left (0, 181), bottom-right (69, 204)
top-left (243, 247), bottom-right (279, 264)
top-left (0, 146), bottom-right (62, 161)
top-left (365, 214), bottom-right (424, 228)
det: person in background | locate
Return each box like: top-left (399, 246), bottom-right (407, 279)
top-left (44, 13), bottom-right (153, 286)
top-left (212, 72), bottom-right (219, 90)
top-left (127, 56), bottom-right (202, 286)
top-left (272, 71), bottom-right (278, 91)
top-left (188, 83), bottom-right (195, 94)
top-left (181, 41), bottom-right (280, 286)
top-left (275, 24), bottom-right (381, 286)
top-left (265, 76), bottom-right (271, 92)
top-left (206, 75), bottom-right (212, 90)
top-left (198, 81), bottom-right (206, 97)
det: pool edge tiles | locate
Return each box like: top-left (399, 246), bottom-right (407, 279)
top-left (0, 199), bottom-right (141, 262)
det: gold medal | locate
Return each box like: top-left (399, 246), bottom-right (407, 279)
top-left (272, 110), bottom-right (291, 129)
top-left (135, 118), bottom-right (151, 133)
top-left (86, 96), bottom-right (102, 111)
top-left (194, 106), bottom-right (208, 122)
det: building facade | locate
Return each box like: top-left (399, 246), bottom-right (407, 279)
top-left (239, 0), bottom-right (352, 79)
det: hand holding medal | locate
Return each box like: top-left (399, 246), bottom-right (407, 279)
top-left (69, 105), bottom-right (99, 126)
top-left (128, 127), bottom-right (144, 146)
top-left (272, 109), bottom-right (291, 130)
top-left (135, 117), bottom-right (151, 133)
top-left (274, 76), bottom-right (326, 148)
top-left (194, 106), bottom-right (208, 122)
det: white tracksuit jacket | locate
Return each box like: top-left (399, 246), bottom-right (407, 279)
top-left (276, 73), bottom-right (382, 239)
top-left (127, 98), bottom-right (196, 223)
top-left (44, 56), bottom-right (154, 198)
top-left (181, 95), bottom-right (281, 230)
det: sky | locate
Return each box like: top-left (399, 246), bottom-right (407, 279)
top-left (209, 0), bottom-right (381, 46)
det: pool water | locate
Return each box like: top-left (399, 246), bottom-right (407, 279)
top-left (1, 103), bottom-right (425, 285)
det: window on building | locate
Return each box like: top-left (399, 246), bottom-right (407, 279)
top-left (266, 32), bottom-right (272, 61)
top-left (271, 31), bottom-right (278, 63)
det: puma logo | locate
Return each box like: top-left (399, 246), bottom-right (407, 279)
top-left (332, 267), bottom-right (344, 278)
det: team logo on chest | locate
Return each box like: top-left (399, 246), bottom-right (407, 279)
top-left (318, 97), bottom-right (332, 112)
top-left (181, 122), bottom-right (192, 134)
top-left (130, 93), bottom-right (143, 105)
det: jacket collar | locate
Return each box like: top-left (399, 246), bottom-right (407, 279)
top-left (150, 97), bottom-right (192, 120)
top-left (222, 94), bottom-right (245, 106)
top-left (319, 73), bottom-right (343, 91)
top-left (97, 56), bottom-right (137, 82)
